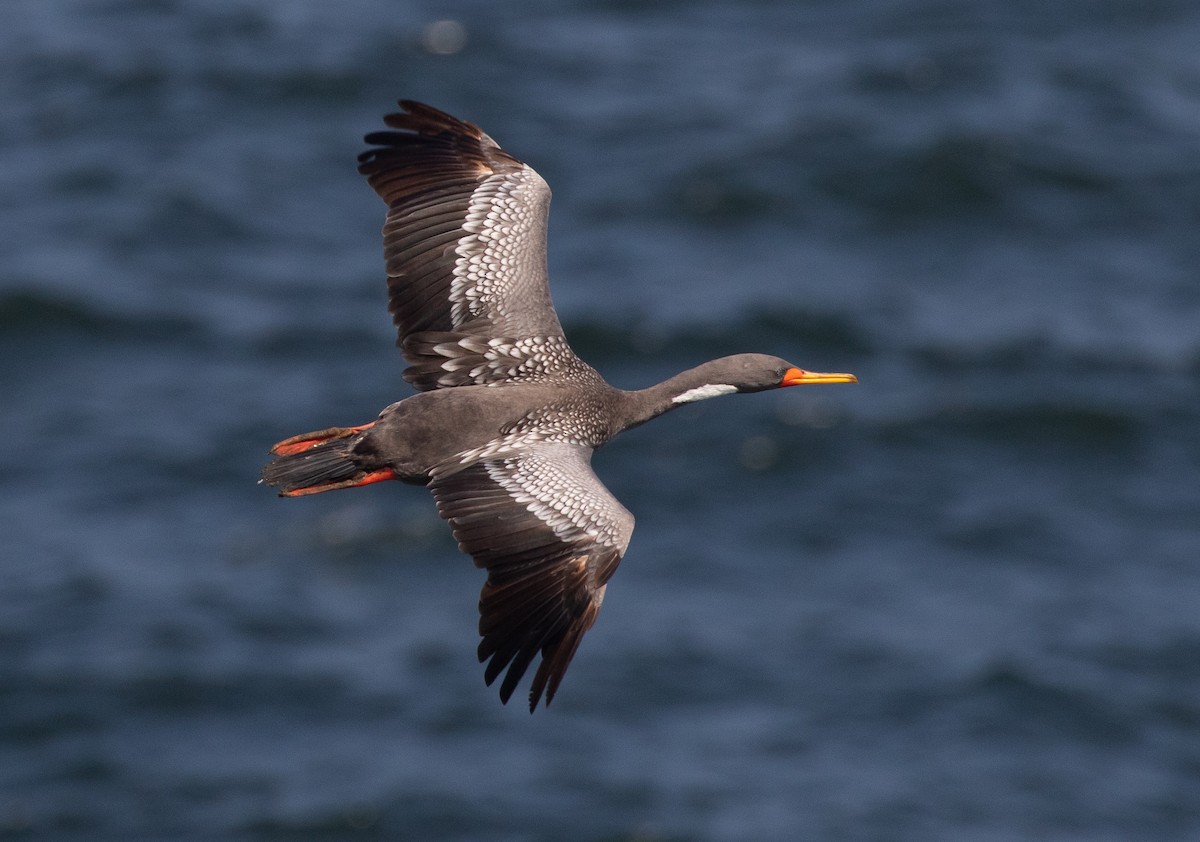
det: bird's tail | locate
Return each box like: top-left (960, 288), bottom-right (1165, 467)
top-left (261, 423), bottom-right (394, 496)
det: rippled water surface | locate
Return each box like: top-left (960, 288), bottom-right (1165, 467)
top-left (3, 1), bottom-right (1200, 839)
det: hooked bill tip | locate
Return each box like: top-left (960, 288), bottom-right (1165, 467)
top-left (781, 368), bottom-right (858, 387)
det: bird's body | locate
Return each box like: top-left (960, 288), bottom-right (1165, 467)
top-left (262, 100), bottom-right (856, 711)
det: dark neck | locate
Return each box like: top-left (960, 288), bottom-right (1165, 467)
top-left (613, 358), bottom-right (743, 434)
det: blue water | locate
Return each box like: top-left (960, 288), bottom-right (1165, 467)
top-left (3, 1), bottom-right (1200, 839)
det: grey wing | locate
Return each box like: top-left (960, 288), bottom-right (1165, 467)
top-left (357, 101), bottom-right (594, 391)
top-left (428, 442), bottom-right (635, 711)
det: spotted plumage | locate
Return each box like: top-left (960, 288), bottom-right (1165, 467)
top-left (454, 172), bottom-right (550, 326)
top-left (262, 100), bottom-right (857, 711)
top-left (402, 332), bottom-right (601, 390)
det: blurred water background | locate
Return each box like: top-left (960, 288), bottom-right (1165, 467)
top-left (3, 0), bottom-right (1200, 839)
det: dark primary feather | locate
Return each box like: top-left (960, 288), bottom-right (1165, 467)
top-left (429, 443), bottom-right (632, 711)
top-left (356, 100), bottom-right (578, 392)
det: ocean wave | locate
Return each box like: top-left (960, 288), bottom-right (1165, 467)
top-left (878, 401), bottom-right (1144, 449)
top-left (0, 289), bottom-right (200, 344)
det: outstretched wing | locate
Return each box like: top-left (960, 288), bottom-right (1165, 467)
top-left (429, 442), bottom-right (635, 711)
top-left (358, 100), bottom-right (595, 391)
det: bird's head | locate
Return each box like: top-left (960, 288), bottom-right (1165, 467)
top-left (669, 354), bottom-right (856, 405)
top-left (732, 354), bottom-right (858, 393)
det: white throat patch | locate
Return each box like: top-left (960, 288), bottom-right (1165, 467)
top-left (672, 384), bottom-right (738, 404)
